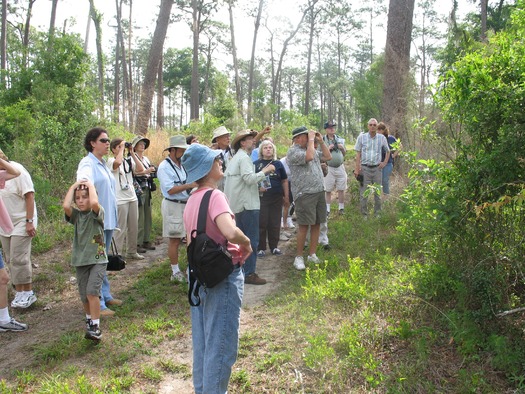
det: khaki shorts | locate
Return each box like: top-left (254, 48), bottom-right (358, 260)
top-left (161, 199), bottom-right (186, 238)
top-left (0, 235), bottom-right (32, 285)
top-left (324, 165), bottom-right (348, 192)
top-left (76, 263), bottom-right (106, 304)
top-left (295, 191), bottom-right (327, 226)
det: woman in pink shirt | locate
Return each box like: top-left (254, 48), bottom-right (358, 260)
top-left (181, 144), bottom-right (251, 394)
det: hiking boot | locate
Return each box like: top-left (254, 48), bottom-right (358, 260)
top-left (137, 246), bottom-right (147, 253)
top-left (126, 253), bottom-right (145, 260)
top-left (85, 322), bottom-right (102, 341)
top-left (106, 299), bottom-right (123, 306)
top-left (307, 254), bottom-right (320, 264)
top-left (0, 317), bottom-right (28, 332)
top-left (293, 256), bottom-right (305, 270)
top-left (142, 242), bottom-right (156, 251)
top-left (272, 248), bottom-right (283, 255)
top-left (14, 292), bottom-right (37, 309)
top-left (100, 308), bottom-right (115, 317)
top-left (171, 271), bottom-right (187, 283)
top-left (257, 250), bottom-right (266, 258)
top-left (244, 273), bottom-right (267, 285)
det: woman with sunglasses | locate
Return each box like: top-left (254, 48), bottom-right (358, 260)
top-left (76, 127), bottom-right (122, 317)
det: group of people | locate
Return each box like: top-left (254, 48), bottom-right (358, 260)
top-left (1, 118), bottom-right (398, 393)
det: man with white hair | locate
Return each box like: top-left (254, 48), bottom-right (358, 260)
top-left (354, 118), bottom-right (390, 217)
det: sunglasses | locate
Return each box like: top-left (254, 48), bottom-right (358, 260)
top-left (368, 124), bottom-right (377, 126)
top-left (98, 138), bottom-right (110, 143)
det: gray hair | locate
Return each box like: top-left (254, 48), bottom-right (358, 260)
top-left (258, 139), bottom-right (277, 160)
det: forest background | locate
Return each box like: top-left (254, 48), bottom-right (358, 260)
top-left (2, 0), bottom-right (525, 391)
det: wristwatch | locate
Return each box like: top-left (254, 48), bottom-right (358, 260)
top-left (25, 219), bottom-right (33, 223)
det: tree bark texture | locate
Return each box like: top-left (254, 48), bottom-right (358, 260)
top-left (156, 53), bottom-right (164, 129)
top-left (135, 0), bottom-right (173, 135)
top-left (1, 0), bottom-right (6, 86)
top-left (228, 0), bottom-right (242, 114)
top-left (381, 0), bottom-right (415, 139)
top-left (247, 0), bottom-right (265, 123)
top-left (89, 0), bottom-right (105, 119)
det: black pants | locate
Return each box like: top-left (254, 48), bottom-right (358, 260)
top-left (258, 193), bottom-right (283, 251)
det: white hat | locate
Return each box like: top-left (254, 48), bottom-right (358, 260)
top-left (164, 135), bottom-right (189, 151)
top-left (211, 126), bottom-right (231, 143)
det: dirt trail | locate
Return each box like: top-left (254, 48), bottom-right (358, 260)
top-left (0, 229), bottom-right (295, 386)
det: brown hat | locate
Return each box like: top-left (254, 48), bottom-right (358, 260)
top-left (232, 129), bottom-right (257, 151)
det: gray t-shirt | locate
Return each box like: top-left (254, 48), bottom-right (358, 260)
top-left (286, 144), bottom-right (325, 198)
top-left (66, 206), bottom-right (108, 267)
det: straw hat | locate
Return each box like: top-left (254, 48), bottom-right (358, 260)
top-left (164, 135), bottom-right (189, 151)
top-left (232, 129), bottom-right (257, 150)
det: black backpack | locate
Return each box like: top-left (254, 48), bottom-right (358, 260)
top-left (187, 189), bottom-right (234, 306)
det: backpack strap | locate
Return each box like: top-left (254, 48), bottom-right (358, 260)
top-left (188, 189), bottom-right (214, 307)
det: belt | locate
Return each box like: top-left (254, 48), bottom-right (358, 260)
top-left (165, 198), bottom-right (187, 204)
top-left (362, 164), bottom-right (379, 168)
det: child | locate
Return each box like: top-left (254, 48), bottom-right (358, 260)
top-left (63, 180), bottom-right (107, 341)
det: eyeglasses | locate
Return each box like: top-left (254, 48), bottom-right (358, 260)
top-left (368, 124), bottom-right (377, 126)
top-left (98, 138), bottom-right (110, 143)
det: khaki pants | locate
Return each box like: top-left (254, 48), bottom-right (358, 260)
top-left (0, 235), bottom-right (33, 285)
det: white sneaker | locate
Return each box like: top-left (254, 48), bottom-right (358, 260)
top-left (170, 271), bottom-right (187, 283)
top-left (10, 292), bottom-right (23, 308)
top-left (307, 254), bottom-right (320, 264)
top-left (279, 234), bottom-right (290, 241)
top-left (293, 256), bottom-right (305, 270)
top-left (286, 218), bottom-right (295, 229)
top-left (16, 292), bottom-right (37, 309)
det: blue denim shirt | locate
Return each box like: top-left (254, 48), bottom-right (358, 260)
top-left (77, 152), bottom-right (118, 230)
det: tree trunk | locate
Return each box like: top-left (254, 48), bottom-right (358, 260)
top-left (271, 9), bottom-right (308, 111)
top-left (156, 53), bottom-right (164, 129)
top-left (1, 0), bottom-right (6, 86)
top-left (22, 0), bottom-right (36, 67)
top-left (48, 0), bottom-right (58, 50)
top-left (89, 0), bottom-right (105, 119)
top-left (127, 0), bottom-right (134, 130)
top-left (304, 1), bottom-right (318, 116)
top-left (189, 0), bottom-right (201, 121)
top-left (480, 0), bottom-right (488, 42)
top-left (247, 0), bottom-right (264, 123)
top-left (228, 0), bottom-right (242, 114)
top-left (135, 0), bottom-right (173, 135)
top-left (381, 0), bottom-right (415, 140)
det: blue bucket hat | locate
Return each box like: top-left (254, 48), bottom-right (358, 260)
top-left (182, 144), bottom-right (222, 184)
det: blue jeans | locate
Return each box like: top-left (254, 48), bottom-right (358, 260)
top-left (382, 162), bottom-right (393, 195)
top-left (191, 267), bottom-right (244, 394)
top-left (100, 229), bottom-right (115, 310)
top-left (235, 210), bottom-right (259, 276)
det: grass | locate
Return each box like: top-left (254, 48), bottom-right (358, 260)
top-left (0, 190), bottom-right (515, 393)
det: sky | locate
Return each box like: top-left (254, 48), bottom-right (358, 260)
top-left (28, 0), bottom-right (477, 70)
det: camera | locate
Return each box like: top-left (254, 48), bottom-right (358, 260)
top-left (121, 184), bottom-right (130, 191)
top-left (125, 142), bottom-right (132, 149)
top-left (150, 165), bottom-right (158, 179)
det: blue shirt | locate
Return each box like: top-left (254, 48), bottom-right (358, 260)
top-left (157, 157), bottom-right (189, 201)
top-left (354, 132), bottom-right (389, 166)
top-left (77, 152), bottom-right (118, 230)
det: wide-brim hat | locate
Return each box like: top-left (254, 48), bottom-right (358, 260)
top-left (181, 144), bottom-right (222, 184)
top-left (211, 126), bottom-right (231, 143)
top-left (131, 135), bottom-right (150, 150)
top-left (292, 126), bottom-right (309, 139)
top-left (232, 129), bottom-right (257, 149)
top-left (164, 135), bottom-right (189, 151)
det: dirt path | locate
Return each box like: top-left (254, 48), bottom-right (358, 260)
top-left (0, 229), bottom-right (295, 387)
